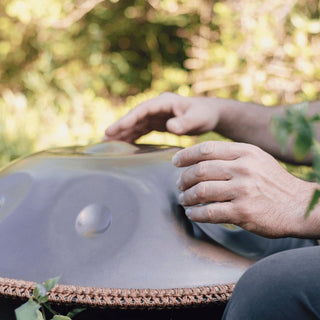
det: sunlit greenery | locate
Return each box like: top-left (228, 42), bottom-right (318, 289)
top-left (1, 0), bottom-right (320, 168)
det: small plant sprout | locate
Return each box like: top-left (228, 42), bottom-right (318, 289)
top-left (14, 277), bottom-right (85, 320)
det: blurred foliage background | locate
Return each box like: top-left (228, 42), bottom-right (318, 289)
top-left (1, 0), bottom-right (320, 168)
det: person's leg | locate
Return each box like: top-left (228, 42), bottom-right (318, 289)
top-left (222, 245), bottom-right (320, 320)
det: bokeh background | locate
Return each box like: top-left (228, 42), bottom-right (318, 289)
top-left (1, 0), bottom-right (320, 168)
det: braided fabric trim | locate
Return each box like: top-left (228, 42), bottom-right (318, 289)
top-left (0, 277), bottom-right (235, 309)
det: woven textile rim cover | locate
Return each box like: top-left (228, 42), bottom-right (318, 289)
top-left (0, 277), bottom-right (235, 308)
top-left (0, 142), bottom-right (252, 309)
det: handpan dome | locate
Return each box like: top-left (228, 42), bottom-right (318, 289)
top-left (0, 141), bottom-right (252, 309)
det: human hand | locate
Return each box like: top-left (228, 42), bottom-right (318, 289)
top-left (105, 93), bottom-right (225, 142)
top-left (173, 141), bottom-right (317, 238)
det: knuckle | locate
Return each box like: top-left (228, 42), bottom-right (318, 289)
top-left (179, 171), bottom-right (188, 190)
top-left (221, 161), bottom-right (234, 180)
top-left (239, 165), bottom-right (251, 176)
top-left (236, 200), bottom-right (252, 220)
top-left (233, 158), bottom-right (252, 176)
top-left (203, 205), bottom-right (215, 221)
top-left (241, 143), bottom-right (261, 157)
top-left (195, 182), bottom-right (207, 202)
top-left (223, 188), bottom-right (236, 200)
top-left (199, 141), bottom-right (214, 155)
top-left (195, 162), bottom-right (206, 177)
top-left (240, 180), bottom-right (253, 196)
top-left (160, 91), bottom-right (175, 99)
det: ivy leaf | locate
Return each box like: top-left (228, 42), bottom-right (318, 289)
top-left (51, 315), bottom-right (72, 320)
top-left (293, 119), bottom-right (313, 160)
top-left (37, 295), bottom-right (49, 304)
top-left (290, 108), bottom-right (313, 160)
top-left (271, 102), bottom-right (314, 160)
top-left (270, 115), bottom-right (292, 152)
top-left (66, 308), bottom-right (86, 318)
top-left (312, 149), bottom-right (320, 182)
top-left (310, 114), bottom-right (320, 122)
top-left (34, 283), bottom-right (47, 299)
top-left (15, 299), bottom-right (43, 320)
top-left (305, 189), bottom-right (320, 218)
top-left (44, 276), bottom-right (60, 292)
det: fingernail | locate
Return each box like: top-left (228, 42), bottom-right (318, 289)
top-left (172, 154), bottom-right (181, 166)
top-left (172, 120), bottom-right (182, 133)
top-left (185, 208), bottom-right (192, 218)
top-left (178, 192), bottom-right (185, 204)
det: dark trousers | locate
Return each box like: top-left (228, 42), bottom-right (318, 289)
top-left (222, 243), bottom-right (320, 319)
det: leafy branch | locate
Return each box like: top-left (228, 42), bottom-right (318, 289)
top-left (14, 277), bottom-right (85, 320)
top-left (270, 101), bottom-right (320, 217)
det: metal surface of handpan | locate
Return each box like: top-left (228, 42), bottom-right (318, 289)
top-left (0, 141), bottom-right (253, 307)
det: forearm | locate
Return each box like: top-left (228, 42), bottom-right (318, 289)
top-left (214, 99), bottom-right (320, 165)
top-left (214, 100), bottom-right (292, 161)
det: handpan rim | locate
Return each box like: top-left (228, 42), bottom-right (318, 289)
top-left (0, 276), bottom-right (235, 309)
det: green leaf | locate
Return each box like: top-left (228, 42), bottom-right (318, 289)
top-left (312, 150), bottom-right (320, 183)
top-left (66, 308), bottom-right (86, 318)
top-left (15, 298), bottom-right (43, 320)
top-left (270, 115), bottom-right (291, 152)
top-left (34, 283), bottom-right (47, 299)
top-left (294, 130), bottom-right (313, 160)
top-left (44, 276), bottom-right (60, 292)
top-left (310, 114), bottom-right (320, 122)
top-left (51, 315), bottom-right (72, 320)
top-left (37, 295), bottom-right (49, 304)
top-left (292, 114), bottom-right (313, 160)
top-left (305, 189), bottom-right (320, 218)
top-left (271, 102), bottom-right (315, 161)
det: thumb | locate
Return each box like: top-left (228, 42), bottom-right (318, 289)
top-left (166, 109), bottom-right (201, 135)
top-left (166, 117), bottom-right (185, 134)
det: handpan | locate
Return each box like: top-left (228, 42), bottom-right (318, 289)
top-left (0, 141), bottom-right (253, 309)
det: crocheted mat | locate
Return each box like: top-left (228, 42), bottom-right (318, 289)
top-left (0, 277), bottom-right (235, 309)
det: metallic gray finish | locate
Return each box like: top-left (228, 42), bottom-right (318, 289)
top-left (0, 141), bottom-right (252, 289)
top-left (197, 222), bottom-right (318, 260)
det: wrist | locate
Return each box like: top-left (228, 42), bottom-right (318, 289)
top-left (289, 180), bottom-right (320, 238)
top-left (213, 99), bottom-right (247, 136)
